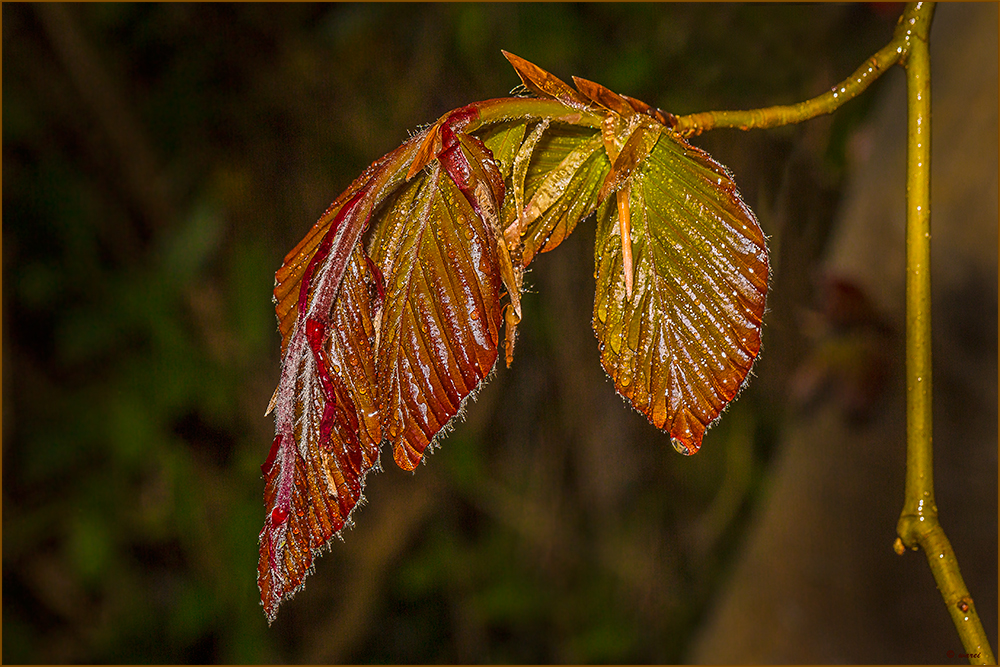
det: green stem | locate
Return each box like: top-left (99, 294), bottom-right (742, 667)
top-left (676, 3), bottom-right (995, 662)
top-left (673, 3), bottom-right (926, 136)
top-left (895, 4), bottom-right (995, 663)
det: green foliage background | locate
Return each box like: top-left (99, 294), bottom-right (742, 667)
top-left (3, 3), bottom-right (993, 663)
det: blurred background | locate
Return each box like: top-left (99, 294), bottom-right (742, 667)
top-left (3, 3), bottom-right (995, 663)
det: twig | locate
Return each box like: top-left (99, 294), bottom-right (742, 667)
top-left (892, 5), bottom-right (995, 663)
top-left (673, 4), bottom-right (920, 137)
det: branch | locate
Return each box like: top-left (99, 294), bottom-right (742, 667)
top-left (673, 3), bottom-right (928, 137)
top-left (893, 5), bottom-right (995, 663)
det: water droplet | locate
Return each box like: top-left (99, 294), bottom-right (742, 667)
top-left (470, 310), bottom-right (479, 320)
top-left (620, 373), bottom-right (632, 387)
top-left (609, 333), bottom-right (623, 355)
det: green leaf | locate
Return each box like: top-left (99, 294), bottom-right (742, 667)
top-left (518, 126), bottom-right (609, 265)
top-left (593, 130), bottom-right (768, 455)
top-left (479, 121), bottom-right (528, 180)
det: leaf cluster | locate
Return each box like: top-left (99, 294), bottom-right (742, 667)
top-left (259, 52), bottom-right (768, 622)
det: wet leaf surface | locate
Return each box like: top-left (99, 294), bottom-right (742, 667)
top-left (261, 52), bottom-right (768, 621)
top-left (593, 131), bottom-right (768, 454)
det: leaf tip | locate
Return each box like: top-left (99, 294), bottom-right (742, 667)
top-left (265, 385), bottom-right (279, 416)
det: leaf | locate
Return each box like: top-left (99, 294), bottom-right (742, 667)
top-left (572, 76), bottom-right (637, 118)
top-left (260, 50), bottom-right (769, 623)
top-left (367, 131), bottom-right (506, 471)
top-left (261, 105), bottom-right (511, 623)
top-left (518, 126), bottom-right (610, 265)
top-left (479, 121), bottom-right (528, 181)
top-left (270, 137), bottom-right (423, 358)
top-left (502, 50), bottom-right (591, 110)
top-left (260, 246), bottom-right (383, 623)
top-left (592, 129), bottom-right (768, 455)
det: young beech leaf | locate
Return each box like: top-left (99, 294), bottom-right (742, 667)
top-left (260, 51), bottom-right (768, 623)
top-left (519, 127), bottom-right (609, 266)
top-left (262, 106), bottom-right (509, 623)
top-left (593, 127), bottom-right (768, 455)
top-left (502, 50), bottom-right (592, 111)
top-left (260, 247), bottom-right (383, 624)
top-left (367, 133), bottom-right (507, 471)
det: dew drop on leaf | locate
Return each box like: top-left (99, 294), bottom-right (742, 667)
top-left (609, 332), bottom-right (623, 355)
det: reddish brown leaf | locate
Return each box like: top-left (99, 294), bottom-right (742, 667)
top-left (261, 51), bottom-right (771, 624)
top-left (260, 247), bottom-right (382, 623)
top-left (368, 150), bottom-right (505, 470)
top-left (572, 76), bottom-right (638, 118)
top-left (501, 50), bottom-right (592, 110)
top-left (262, 104), bottom-right (512, 622)
top-left (272, 138), bottom-right (424, 355)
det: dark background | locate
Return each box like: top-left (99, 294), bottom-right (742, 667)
top-left (3, 3), bottom-right (995, 663)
